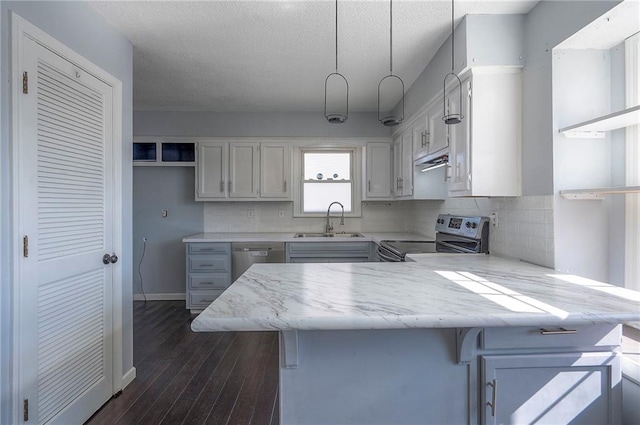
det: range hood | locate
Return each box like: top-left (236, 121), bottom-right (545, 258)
top-left (415, 152), bottom-right (449, 172)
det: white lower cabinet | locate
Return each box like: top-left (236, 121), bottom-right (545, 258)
top-left (185, 242), bottom-right (232, 312)
top-left (196, 140), bottom-right (291, 201)
top-left (285, 242), bottom-right (375, 263)
top-left (471, 325), bottom-right (622, 425)
top-left (481, 352), bottom-right (620, 425)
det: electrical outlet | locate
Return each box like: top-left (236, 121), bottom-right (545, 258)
top-left (278, 209), bottom-right (286, 218)
top-left (490, 212), bottom-right (499, 228)
top-left (162, 209), bottom-right (168, 218)
top-left (247, 209), bottom-right (255, 218)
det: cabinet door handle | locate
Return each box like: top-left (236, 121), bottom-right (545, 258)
top-left (368, 180), bottom-right (371, 192)
top-left (229, 180), bottom-right (233, 192)
top-left (487, 379), bottom-right (497, 417)
top-left (220, 180), bottom-right (225, 192)
top-left (445, 164), bottom-right (451, 182)
top-left (540, 328), bottom-right (577, 335)
top-left (200, 281), bottom-right (214, 285)
top-left (398, 178), bottom-right (404, 190)
top-left (283, 180), bottom-right (287, 193)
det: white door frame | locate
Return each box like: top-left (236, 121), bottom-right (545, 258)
top-left (10, 12), bottom-right (125, 423)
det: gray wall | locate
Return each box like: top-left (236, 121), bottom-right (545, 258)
top-left (0, 2), bottom-right (133, 421)
top-left (522, 0), bottom-right (621, 195)
top-left (395, 14), bottom-right (525, 122)
top-left (134, 111), bottom-right (391, 138)
top-left (133, 167), bottom-right (203, 296)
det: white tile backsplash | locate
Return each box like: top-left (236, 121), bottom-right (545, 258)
top-left (203, 201), bottom-right (411, 233)
top-left (410, 195), bottom-right (555, 268)
top-left (203, 196), bottom-right (555, 268)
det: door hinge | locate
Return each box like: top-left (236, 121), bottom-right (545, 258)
top-left (23, 399), bottom-right (29, 421)
top-left (23, 236), bottom-right (29, 258)
top-left (22, 72), bottom-right (28, 94)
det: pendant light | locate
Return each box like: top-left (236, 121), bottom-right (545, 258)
top-left (442, 0), bottom-right (463, 125)
top-left (324, 0), bottom-right (349, 124)
top-left (377, 0), bottom-right (404, 127)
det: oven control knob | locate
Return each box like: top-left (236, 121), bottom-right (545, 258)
top-left (471, 222), bottom-right (477, 229)
top-left (465, 221), bottom-right (471, 228)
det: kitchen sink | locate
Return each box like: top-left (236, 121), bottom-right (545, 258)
top-left (294, 232), bottom-right (363, 238)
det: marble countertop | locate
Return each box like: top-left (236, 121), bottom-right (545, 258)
top-left (182, 232), bottom-right (433, 244)
top-left (191, 254), bottom-right (640, 332)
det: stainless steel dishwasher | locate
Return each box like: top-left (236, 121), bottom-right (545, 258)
top-left (231, 242), bottom-right (285, 282)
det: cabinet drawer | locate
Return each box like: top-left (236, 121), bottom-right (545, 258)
top-left (189, 290), bottom-right (225, 307)
top-left (287, 242), bottom-right (371, 255)
top-left (188, 243), bottom-right (231, 254)
top-left (189, 256), bottom-right (230, 272)
top-left (188, 273), bottom-right (231, 289)
top-left (482, 324), bottom-right (621, 350)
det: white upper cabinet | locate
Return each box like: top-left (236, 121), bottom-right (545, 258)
top-left (448, 82), bottom-right (471, 193)
top-left (392, 130), bottom-right (414, 198)
top-left (197, 141), bottom-right (291, 201)
top-left (365, 142), bottom-right (392, 199)
top-left (260, 142), bottom-right (291, 198)
top-left (196, 142), bottom-right (228, 199)
top-left (448, 69), bottom-right (522, 197)
top-left (426, 99), bottom-right (449, 156)
top-left (229, 142), bottom-right (259, 198)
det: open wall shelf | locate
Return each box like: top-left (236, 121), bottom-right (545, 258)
top-left (560, 186), bottom-right (640, 200)
top-left (559, 105), bottom-right (640, 138)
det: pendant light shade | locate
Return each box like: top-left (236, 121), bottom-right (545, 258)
top-left (378, 0), bottom-right (404, 127)
top-left (442, 0), bottom-right (463, 125)
top-left (324, 0), bottom-right (348, 124)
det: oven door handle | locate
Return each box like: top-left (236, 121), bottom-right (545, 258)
top-left (437, 241), bottom-right (478, 254)
top-left (377, 246), bottom-right (400, 262)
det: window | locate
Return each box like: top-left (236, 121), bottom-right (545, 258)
top-left (294, 148), bottom-right (361, 217)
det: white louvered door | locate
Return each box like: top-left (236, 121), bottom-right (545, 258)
top-left (18, 35), bottom-right (114, 424)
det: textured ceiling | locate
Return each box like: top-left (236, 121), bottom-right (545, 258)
top-left (89, 0), bottom-right (538, 112)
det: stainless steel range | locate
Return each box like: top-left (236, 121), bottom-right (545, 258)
top-left (378, 214), bottom-right (489, 262)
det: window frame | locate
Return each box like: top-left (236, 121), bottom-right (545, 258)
top-left (623, 31), bottom-right (640, 384)
top-left (293, 146), bottom-right (362, 218)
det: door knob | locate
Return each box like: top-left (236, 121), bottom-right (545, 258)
top-left (103, 253), bottom-right (118, 264)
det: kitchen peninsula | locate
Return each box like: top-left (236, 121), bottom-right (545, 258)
top-left (191, 255), bottom-right (640, 424)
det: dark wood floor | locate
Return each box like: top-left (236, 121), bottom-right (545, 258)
top-left (86, 300), bottom-right (279, 425)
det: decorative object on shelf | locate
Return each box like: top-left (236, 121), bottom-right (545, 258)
top-left (316, 173), bottom-right (324, 180)
top-left (324, 0), bottom-right (349, 124)
top-left (377, 0), bottom-right (404, 127)
top-left (442, 0), bottom-right (463, 125)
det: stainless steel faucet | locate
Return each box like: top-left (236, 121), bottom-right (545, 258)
top-left (325, 201), bottom-right (345, 234)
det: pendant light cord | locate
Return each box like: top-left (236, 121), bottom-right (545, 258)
top-left (390, 0), bottom-right (393, 74)
top-left (450, 0), bottom-right (455, 72)
top-left (335, 0), bottom-right (338, 72)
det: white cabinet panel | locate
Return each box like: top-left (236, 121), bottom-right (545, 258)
top-left (365, 142), bottom-right (392, 199)
top-left (261, 143), bottom-right (291, 199)
top-left (229, 143), bottom-right (259, 198)
top-left (427, 98), bottom-right (448, 155)
top-left (197, 141), bottom-right (291, 201)
top-left (401, 131), bottom-right (414, 197)
top-left (481, 352), bottom-right (620, 425)
top-left (197, 142), bottom-right (228, 199)
top-left (448, 82), bottom-right (471, 193)
top-left (448, 69), bottom-right (522, 197)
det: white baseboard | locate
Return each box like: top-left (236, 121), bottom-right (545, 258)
top-left (121, 367), bottom-right (136, 390)
top-left (133, 293), bottom-right (186, 301)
